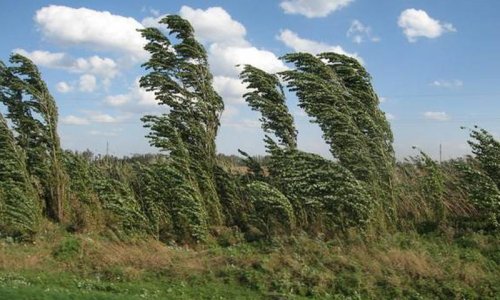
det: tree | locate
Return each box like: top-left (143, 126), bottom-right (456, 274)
top-left (0, 54), bottom-right (68, 222)
top-left (240, 65), bottom-right (373, 233)
top-left (240, 64), bottom-right (297, 149)
top-left (0, 113), bottom-right (41, 237)
top-left (139, 16), bottom-right (225, 240)
top-left (280, 53), bottom-right (395, 189)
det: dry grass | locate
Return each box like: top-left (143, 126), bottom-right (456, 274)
top-left (0, 225), bottom-right (497, 299)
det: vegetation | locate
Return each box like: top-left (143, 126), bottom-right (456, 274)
top-left (0, 15), bottom-right (499, 299)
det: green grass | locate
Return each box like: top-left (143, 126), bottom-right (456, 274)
top-left (0, 272), bottom-right (264, 300)
top-left (0, 228), bottom-right (499, 299)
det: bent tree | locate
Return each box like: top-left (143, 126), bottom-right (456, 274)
top-left (240, 64), bottom-right (373, 233)
top-left (139, 16), bottom-right (225, 241)
top-left (0, 113), bottom-right (41, 236)
top-left (0, 54), bottom-right (67, 222)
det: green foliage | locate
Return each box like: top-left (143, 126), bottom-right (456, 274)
top-left (0, 54), bottom-right (68, 222)
top-left (279, 52), bottom-right (395, 205)
top-left (62, 151), bottom-right (151, 237)
top-left (267, 140), bottom-right (372, 234)
top-left (240, 62), bottom-right (375, 234)
top-left (411, 149), bottom-right (446, 224)
top-left (240, 65), bottom-right (297, 148)
top-left (139, 15), bottom-right (225, 240)
top-left (456, 162), bottom-right (500, 229)
top-left (128, 162), bottom-right (173, 241)
top-left (53, 236), bottom-right (81, 260)
top-left (455, 127), bottom-right (500, 230)
top-left (93, 176), bottom-right (150, 237)
top-left (467, 126), bottom-right (500, 186)
top-left (245, 181), bottom-right (295, 237)
top-left (0, 114), bottom-right (40, 237)
top-left (213, 165), bottom-right (248, 228)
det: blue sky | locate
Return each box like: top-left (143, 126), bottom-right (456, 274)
top-left (1, 0), bottom-right (499, 159)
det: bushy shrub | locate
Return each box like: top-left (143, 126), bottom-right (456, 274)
top-left (245, 181), bottom-right (295, 238)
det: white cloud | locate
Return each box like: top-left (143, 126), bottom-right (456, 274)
top-left (13, 49), bottom-right (67, 66)
top-left (61, 115), bottom-right (90, 125)
top-left (386, 113), bottom-right (395, 120)
top-left (73, 56), bottom-right (119, 79)
top-left (141, 14), bottom-right (166, 28)
top-left (15, 49), bottom-right (119, 82)
top-left (379, 97), bottom-right (387, 103)
top-left (213, 76), bottom-right (247, 104)
top-left (398, 9), bottom-right (456, 42)
top-left (347, 20), bottom-right (379, 44)
top-left (209, 43), bottom-right (287, 77)
top-left (104, 78), bottom-right (159, 112)
top-left (179, 6), bottom-right (248, 46)
top-left (56, 81), bottom-right (73, 93)
top-left (280, 0), bottom-right (354, 18)
top-left (62, 111), bottom-right (131, 126)
top-left (177, 6), bottom-right (286, 79)
top-left (35, 5), bottom-right (148, 60)
top-left (278, 29), bottom-right (363, 63)
top-left (79, 74), bottom-right (97, 92)
top-left (423, 111), bottom-right (450, 121)
top-left (84, 111), bottom-right (131, 124)
top-left (431, 79), bottom-right (463, 88)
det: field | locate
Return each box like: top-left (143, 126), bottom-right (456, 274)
top-left (1, 221), bottom-right (499, 299)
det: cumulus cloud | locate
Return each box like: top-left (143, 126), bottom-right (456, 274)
top-left (278, 29), bottom-right (363, 63)
top-left (79, 74), bottom-right (97, 92)
top-left (141, 14), bottom-right (166, 28)
top-left (431, 79), bottom-right (463, 88)
top-left (347, 20), bottom-right (380, 44)
top-left (280, 0), bottom-right (354, 18)
top-left (34, 5), bottom-right (148, 60)
top-left (56, 81), bottom-right (73, 93)
top-left (423, 111), bottom-right (450, 121)
top-left (209, 44), bottom-right (287, 77)
top-left (104, 78), bottom-right (159, 113)
top-left (177, 6), bottom-right (287, 107)
top-left (213, 76), bottom-right (247, 104)
top-left (398, 9), bottom-right (456, 42)
top-left (14, 49), bottom-right (119, 81)
top-left (179, 6), bottom-right (248, 46)
top-left (13, 49), bottom-right (67, 66)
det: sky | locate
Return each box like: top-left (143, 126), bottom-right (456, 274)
top-left (0, 0), bottom-right (499, 160)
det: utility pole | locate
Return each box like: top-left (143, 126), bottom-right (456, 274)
top-left (439, 143), bottom-right (442, 164)
top-left (106, 140), bottom-right (109, 157)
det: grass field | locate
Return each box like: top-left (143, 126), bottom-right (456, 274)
top-left (1, 222), bottom-right (499, 299)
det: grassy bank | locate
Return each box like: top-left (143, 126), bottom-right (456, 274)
top-left (1, 223), bottom-right (498, 299)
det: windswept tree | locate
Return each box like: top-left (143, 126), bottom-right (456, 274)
top-left (240, 65), bottom-right (372, 233)
top-left (279, 53), bottom-right (396, 218)
top-left (139, 16), bottom-right (225, 241)
top-left (0, 113), bottom-right (41, 237)
top-left (0, 54), bottom-right (67, 222)
top-left (240, 65), bottom-right (297, 149)
top-left (457, 127), bottom-right (500, 229)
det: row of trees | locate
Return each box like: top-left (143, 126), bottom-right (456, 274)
top-left (0, 16), bottom-right (498, 242)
